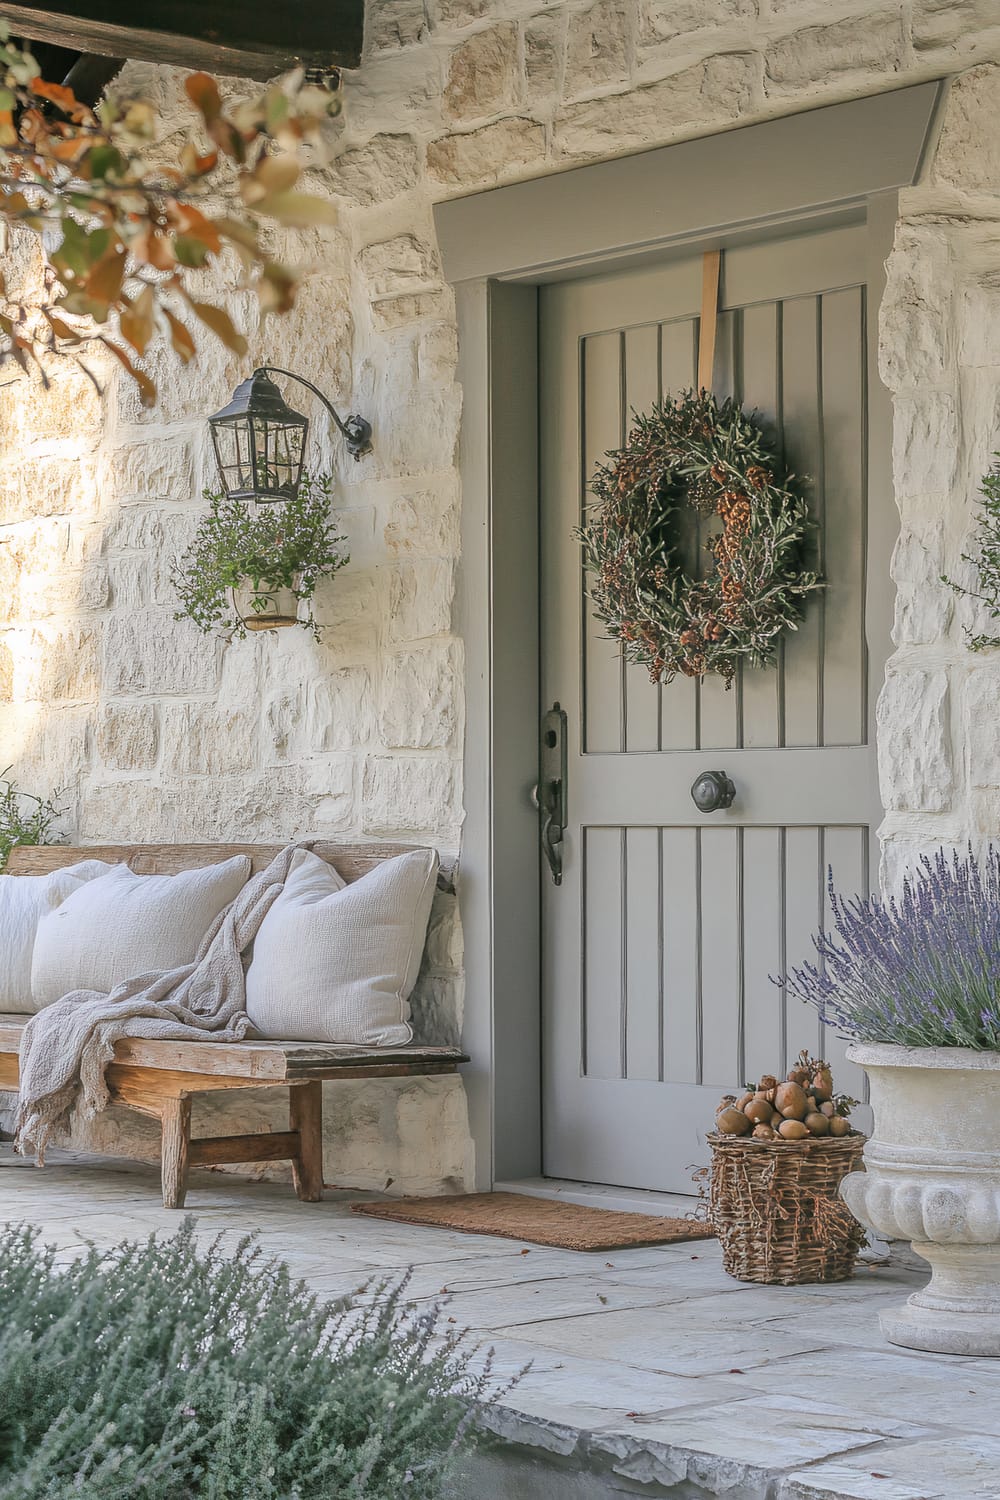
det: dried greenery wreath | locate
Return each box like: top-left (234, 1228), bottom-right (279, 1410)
top-left (577, 390), bottom-right (822, 686)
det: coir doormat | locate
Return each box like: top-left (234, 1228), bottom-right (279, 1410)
top-left (350, 1191), bottom-right (716, 1252)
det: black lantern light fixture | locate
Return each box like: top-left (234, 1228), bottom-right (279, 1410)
top-left (208, 366), bottom-right (372, 504)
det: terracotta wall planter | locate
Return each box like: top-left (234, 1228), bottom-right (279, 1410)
top-left (842, 1043), bottom-right (1000, 1356)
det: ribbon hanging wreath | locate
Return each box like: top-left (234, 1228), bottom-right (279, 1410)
top-left (577, 253), bottom-right (822, 687)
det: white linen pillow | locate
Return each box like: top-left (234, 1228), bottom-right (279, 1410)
top-left (0, 860), bottom-right (116, 1013)
top-left (245, 847), bottom-right (437, 1046)
top-left (30, 855), bottom-right (251, 1008)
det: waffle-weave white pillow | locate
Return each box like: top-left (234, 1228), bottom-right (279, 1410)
top-left (245, 847), bottom-right (437, 1045)
top-left (0, 860), bottom-right (116, 1012)
top-left (30, 855), bottom-right (251, 1008)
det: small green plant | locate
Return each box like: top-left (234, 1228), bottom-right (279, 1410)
top-left (0, 769), bottom-right (64, 871)
top-left (173, 470), bottom-right (349, 640)
top-left (944, 458), bottom-right (1000, 651)
top-left (0, 1219), bottom-right (509, 1499)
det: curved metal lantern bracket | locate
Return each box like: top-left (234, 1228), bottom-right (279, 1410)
top-left (260, 365), bottom-right (373, 461)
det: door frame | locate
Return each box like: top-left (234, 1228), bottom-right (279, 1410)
top-left (437, 83), bottom-right (943, 1190)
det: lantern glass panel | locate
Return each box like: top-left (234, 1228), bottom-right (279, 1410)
top-left (211, 414), bottom-right (307, 503)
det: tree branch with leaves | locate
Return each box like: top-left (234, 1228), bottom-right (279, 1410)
top-left (0, 25), bottom-right (342, 403)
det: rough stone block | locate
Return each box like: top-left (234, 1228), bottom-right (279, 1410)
top-left (933, 64), bottom-right (1000, 195)
top-left (914, 0), bottom-right (1000, 54)
top-left (379, 641), bottom-right (460, 749)
top-left (565, 0), bottom-right (629, 99)
top-left (371, 291), bottom-right (454, 331)
top-left (959, 281), bottom-right (1000, 368)
top-left (358, 233), bottom-right (442, 299)
top-left (388, 558), bottom-right (454, 641)
top-left (638, 0), bottom-right (755, 49)
top-left (890, 523), bottom-right (953, 645)
top-left (877, 669), bottom-right (952, 812)
top-left (384, 485), bottom-right (461, 557)
top-left (303, 754), bottom-right (358, 833)
top-left (443, 22), bottom-right (519, 123)
top-left (21, 626), bottom-right (98, 703)
top-left (311, 668), bottom-right (376, 753)
top-left (101, 611), bottom-right (220, 696)
top-left (96, 702), bottom-right (159, 771)
top-left (362, 753), bottom-right (462, 839)
top-left (417, 324), bottom-right (460, 383)
top-left (523, 12), bottom-right (565, 102)
top-left (161, 702), bottom-right (259, 777)
top-left (410, 971), bottom-right (464, 1047)
top-left (371, 384), bottom-right (463, 480)
top-left (346, 49), bottom-right (442, 138)
top-left (965, 668), bottom-right (1000, 786)
top-left (79, 779), bottom-right (168, 842)
top-left (554, 54), bottom-right (756, 158)
top-left (103, 439), bottom-right (196, 505)
top-left (427, 116), bottom-right (546, 188)
top-left (878, 227), bottom-right (953, 393)
top-left (765, 14), bottom-right (903, 92)
top-left (366, 0), bottom-right (429, 51)
top-left (892, 392), bottom-right (958, 500)
top-left (329, 135), bottom-right (421, 206)
top-left (432, 0), bottom-right (489, 28)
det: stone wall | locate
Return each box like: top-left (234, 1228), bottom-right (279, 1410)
top-left (2, 0), bottom-right (1000, 1185)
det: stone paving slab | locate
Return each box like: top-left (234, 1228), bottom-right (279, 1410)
top-left (2, 1152), bottom-right (999, 1499)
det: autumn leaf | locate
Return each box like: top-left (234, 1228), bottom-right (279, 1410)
top-left (240, 152), bottom-right (300, 206)
top-left (132, 228), bottom-right (176, 272)
top-left (257, 263), bottom-right (297, 315)
top-left (184, 72), bottom-right (221, 124)
top-left (179, 142), bottom-right (218, 177)
top-left (119, 285), bottom-right (155, 355)
top-left (30, 76), bottom-right (93, 124)
top-left (250, 191), bottom-right (338, 229)
top-left (100, 336), bottom-right (156, 406)
top-left (187, 300), bottom-right (248, 357)
top-left (163, 308), bottom-right (196, 364)
top-left (84, 247), bottom-right (129, 318)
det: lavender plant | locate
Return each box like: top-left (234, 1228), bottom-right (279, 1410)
top-left (778, 847), bottom-right (1000, 1050)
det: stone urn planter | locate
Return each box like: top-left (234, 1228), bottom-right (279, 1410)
top-left (231, 581), bottom-right (300, 631)
top-left (841, 1043), bottom-right (1000, 1357)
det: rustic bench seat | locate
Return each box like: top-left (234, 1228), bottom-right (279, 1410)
top-left (1, 842), bottom-right (468, 1208)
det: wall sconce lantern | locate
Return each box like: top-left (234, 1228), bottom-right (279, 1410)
top-left (208, 365), bottom-right (372, 504)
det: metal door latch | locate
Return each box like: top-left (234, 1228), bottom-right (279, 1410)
top-left (533, 702), bottom-right (567, 885)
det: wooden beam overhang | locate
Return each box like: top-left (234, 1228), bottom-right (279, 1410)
top-left (0, 0), bottom-right (364, 80)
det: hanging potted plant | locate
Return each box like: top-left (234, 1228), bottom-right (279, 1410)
top-left (173, 471), bottom-right (348, 638)
top-left (780, 847), bottom-right (1000, 1356)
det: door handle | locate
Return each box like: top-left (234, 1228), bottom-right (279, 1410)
top-left (537, 703), bottom-right (568, 885)
top-left (690, 770), bottom-right (736, 813)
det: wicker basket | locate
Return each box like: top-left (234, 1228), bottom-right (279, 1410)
top-left (708, 1131), bottom-right (867, 1285)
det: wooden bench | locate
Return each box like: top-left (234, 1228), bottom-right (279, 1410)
top-left (1, 842), bottom-right (468, 1209)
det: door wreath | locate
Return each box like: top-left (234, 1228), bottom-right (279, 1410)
top-left (577, 250), bottom-right (822, 688)
top-left (577, 389), bottom-right (821, 687)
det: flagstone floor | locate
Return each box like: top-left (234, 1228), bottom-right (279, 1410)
top-left (2, 1151), bottom-right (999, 1499)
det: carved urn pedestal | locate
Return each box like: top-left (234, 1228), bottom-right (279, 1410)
top-left (842, 1043), bottom-right (1000, 1357)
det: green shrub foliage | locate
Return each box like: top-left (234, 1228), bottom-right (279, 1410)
top-left (945, 457), bottom-right (1000, 651)
top-left (0, 1221), bottom-right (501, 1498)
top-left (172, 471), bottom-right (349, 640)
top-left (0, 769), bottom-right (64, 871)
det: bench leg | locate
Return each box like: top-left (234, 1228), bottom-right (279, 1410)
top-left (289, 1081), bottom-right (323, 1202)
top-left (160, 1096), bottom-right (192, 1210)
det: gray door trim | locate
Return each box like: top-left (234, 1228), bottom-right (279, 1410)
top-left (438, 83), bottom-right (941, 286)
top-left (447, 92), bottom-right (941, 1190)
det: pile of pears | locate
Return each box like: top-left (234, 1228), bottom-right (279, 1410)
top-left (714, 1051), bottom-right (857, 1141)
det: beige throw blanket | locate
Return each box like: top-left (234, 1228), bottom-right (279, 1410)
top-left (16, 843), bottom-right (306, 1161)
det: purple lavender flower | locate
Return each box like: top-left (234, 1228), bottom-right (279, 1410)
top-left (775, 846), bottom-right (1000, 1050)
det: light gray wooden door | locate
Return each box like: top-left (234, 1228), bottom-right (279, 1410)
top-left (539, 223), bottom-right (886, 1194)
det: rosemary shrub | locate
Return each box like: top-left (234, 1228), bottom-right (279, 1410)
top-left (173, 472), bottom-right (349, 640)
top-left (0, 1220), bottom-right (502, 1499)
top-left (0, 768), bottom-right (64, 871)
top-left (778, 847), bottom-right (1000, 1050)
top-left (944, 457), bottom-right (1000, 651)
